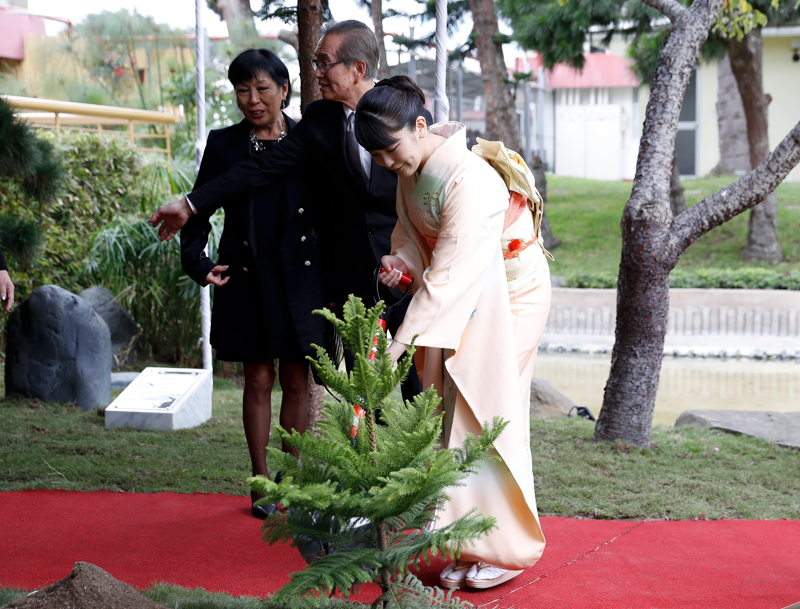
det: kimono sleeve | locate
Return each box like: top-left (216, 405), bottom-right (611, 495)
top-left (393, 167), bottom-right (508, 349)
top-left (390, 183), bottom-right (426, 284)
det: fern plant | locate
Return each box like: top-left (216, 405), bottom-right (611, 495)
top-left (250, 296), bottom-right (507, 609)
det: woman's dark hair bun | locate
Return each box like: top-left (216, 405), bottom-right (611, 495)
top-left (375, 75), bottom-right (426, 107)
top-left (354, 75), bottom-right (428, 152)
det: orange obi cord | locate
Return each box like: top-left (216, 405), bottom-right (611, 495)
top-left (503, 234), bottom-right (538, 260)
top-left (503, 191), bottom-right (528, 232)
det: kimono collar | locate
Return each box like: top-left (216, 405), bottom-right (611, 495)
top-left (418, 122), bottom-right (468, 181)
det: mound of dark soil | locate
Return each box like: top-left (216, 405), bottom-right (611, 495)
top-left (3, 562), bottom-right (163, 609)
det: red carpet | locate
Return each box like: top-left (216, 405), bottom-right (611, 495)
top-left (2, 490), bottom-right (799, 608)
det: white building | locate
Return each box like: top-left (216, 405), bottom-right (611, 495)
top-left (515, 24), bottom-right (800, 182)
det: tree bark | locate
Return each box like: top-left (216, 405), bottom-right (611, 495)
top-left (530, 156), bottom-right (560, 249)
top-left (469, 0), bottom-right (521, 149)
top-left (370, 0), bottom-right (390, 80)
top-left (728, 30), bottom-right (782, 263)
top-left (297, 0), bottom-right (324, 113)
top-left (670, 151), bottom-right (687, 216)
top-left (596, 0), bottom-right (800, 448)
top-left (710, 53), bottom-right (750, 176)
top-left (595, 0), bottom-right (719, 447)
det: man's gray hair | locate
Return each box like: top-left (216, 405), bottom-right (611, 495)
top-left (320, 20), bottom-right (380, 80)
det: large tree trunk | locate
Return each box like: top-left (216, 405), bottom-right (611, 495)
top-left (596, 0), bottom-right (800, 448)
top-left (213, 0), bottom-right (259, 47)
top-left (728, 30), bottom-right (782, 263)
top-left (297, 0), bottom-right (325, 420)
top-left (710, 53), bottom-right (750, 175)
top-left (469, 0), bottom-right (521, 149)
top-left (371, 0), bottom-right (390, 80)
top-left (596, 0), bottom-right (725, 447)
top-left (297, 0), bottom-right (324, 113)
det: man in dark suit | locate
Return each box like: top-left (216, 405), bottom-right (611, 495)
top-left (0, 248), bottom-right (13, 314)
top-left (150, 20), bottom-right (423, 397)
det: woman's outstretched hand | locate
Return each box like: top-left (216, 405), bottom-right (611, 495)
top-left (379, 256), bottom-right (410, 290)
top-left (0, 270), bottom-right (14, 314)
top-left (205, 265), bottom-right (230, 287)
top-left (149, 198), bottom-right (193, 242)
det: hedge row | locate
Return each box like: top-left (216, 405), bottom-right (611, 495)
top-left (0, 131), bottom-right (144, 354)
top-left (563, 268), bottom-right (800, 290)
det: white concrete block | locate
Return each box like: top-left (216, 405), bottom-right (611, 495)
top-left (105, 367), bottom-right (212, 431)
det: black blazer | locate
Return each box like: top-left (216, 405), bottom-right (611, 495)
top-left (180, 117), bottom-right (324, 358)
top-left (188, 99), bottom-right (432, 306)
top-left (0, 248), bottom-right (6, 272)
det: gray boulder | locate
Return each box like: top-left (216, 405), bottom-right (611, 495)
top-left (674, 410), bottom-right (800, 449)
top-left (79, 286), bottom-right (140, 367)
top-left (5, 285), bottom-right (111, 410)
top-left (530, 377), bottom-right (576, 418)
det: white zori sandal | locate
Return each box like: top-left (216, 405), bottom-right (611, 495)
top-left (464, 562), bottom-right (524, 589)
top-left (439, 560), bottom-right (475, 589)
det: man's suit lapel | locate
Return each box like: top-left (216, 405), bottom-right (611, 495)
top-left (340, 105), bottom-right (373, 189)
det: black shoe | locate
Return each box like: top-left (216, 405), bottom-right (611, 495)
top-left (252, 502), bottom-right (278, 519)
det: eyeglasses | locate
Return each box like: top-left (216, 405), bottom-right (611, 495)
top-left (311, 59), bottom-right (344, 74)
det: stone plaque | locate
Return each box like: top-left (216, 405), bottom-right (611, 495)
top-left (105, 367), bottom-right (212, 431)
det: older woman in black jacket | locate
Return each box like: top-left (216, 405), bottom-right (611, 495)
top-left (181, 49), bottom-right (324, 519)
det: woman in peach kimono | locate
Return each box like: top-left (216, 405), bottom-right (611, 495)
top-left (354, 76), bottom-right (552, 590)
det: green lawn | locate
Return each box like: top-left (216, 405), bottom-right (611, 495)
top-left (2, 375), bottom-right (799, 607)
top-left (2, 377), bottom-right (798, 521)
top-left (0, 377), bottom-right (270, 496)
top-left (546, 175), bottom-right (800, 276)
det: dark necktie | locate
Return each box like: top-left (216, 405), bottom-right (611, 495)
top-left (346, 112), bottom-right (366, 186)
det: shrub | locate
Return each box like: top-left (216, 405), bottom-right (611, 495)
top-left (88, 213), bottom-right (223, 366)
top-left (562, 271), bottom-right (618, 289)
top-left (0, 131), bottom-right (142, 304)
top-left (0, 128), bottom-right (203, 361)
top-left (562, 268), bottom-right (800, 290)
top-left (669, 268), bottom-right (800, 290)
top-left (251, 297), bottom-right (503, 608)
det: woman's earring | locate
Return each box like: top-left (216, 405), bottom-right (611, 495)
top-left (281, 99), bottom-right (286, 109)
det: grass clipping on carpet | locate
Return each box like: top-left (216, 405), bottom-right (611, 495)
top-left (250, 296), bottom-right (504, 609)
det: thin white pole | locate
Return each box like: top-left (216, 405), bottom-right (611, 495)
top-left (433, 0), bottom-right (449, 124)
top-left (196, 0), bottom-right (213, 372)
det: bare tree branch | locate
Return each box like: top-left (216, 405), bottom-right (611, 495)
top-left (278, 28), bottom-right (299, 54)
top-left (641, 0), bottom-right (688, 22)
top-left (669, 120), bottom-right (800, 256)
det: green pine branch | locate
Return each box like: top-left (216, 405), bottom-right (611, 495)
top-left (250, 296), bottom-right (506, 608)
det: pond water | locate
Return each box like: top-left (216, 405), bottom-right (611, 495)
top-left (534, 353), bottom-right (800, 426)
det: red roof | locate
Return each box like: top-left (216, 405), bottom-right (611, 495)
top-left (0, 9), bottom-right (47, 60)
top-left (514, 53), bottom-right (640, 89)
